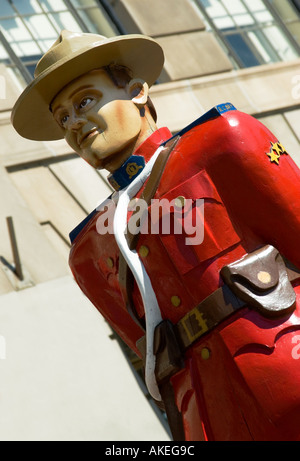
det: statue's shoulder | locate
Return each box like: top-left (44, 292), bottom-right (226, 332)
top-left (69, 195), bottom-right (114, 244)
top-left (163, 102), bottom-right (237, 146)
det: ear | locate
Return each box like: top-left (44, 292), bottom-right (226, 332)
top-left (128, 78), bottom-right (149, 108)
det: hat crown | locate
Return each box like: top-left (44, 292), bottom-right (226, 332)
top-left (34, 30), bottom-right (107, 77)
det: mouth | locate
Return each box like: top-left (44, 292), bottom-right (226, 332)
top-left (79, 129), bottom-right (101, 148)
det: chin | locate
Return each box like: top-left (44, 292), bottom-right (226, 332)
top-left (81, 143), bottom-right (131, 171)
top-left (89, 157), bottom-right (105, 170)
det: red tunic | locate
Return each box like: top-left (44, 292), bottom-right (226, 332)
top-left (69, 106), bottom-right (300, 440)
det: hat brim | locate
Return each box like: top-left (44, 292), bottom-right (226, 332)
top-left (11, 34), bottom-right (164, 141)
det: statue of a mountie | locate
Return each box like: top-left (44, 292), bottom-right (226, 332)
top-left (12, 30), bottom-right (300, 441)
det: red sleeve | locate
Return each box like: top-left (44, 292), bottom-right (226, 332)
top-left (204, 110), bottom-right (300, 268)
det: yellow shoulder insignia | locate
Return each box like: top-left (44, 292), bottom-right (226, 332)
top-left (266, 141), bottom-right (288, 165)
top-left (126, 162), bottom-right (143, 179)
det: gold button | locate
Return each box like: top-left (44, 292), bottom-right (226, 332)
top-left (171, 295), bottom-right (181, 307)
top-left (201, 348), bottom-right (210, 360)
top-left (139, 245), bottom-right (149, 258)
top-left (106, 257), bottom-right (114, 269)
top-left (174, 196), bottom-right (186, 209)
top-left (257, 271), bottom-right (271, 284)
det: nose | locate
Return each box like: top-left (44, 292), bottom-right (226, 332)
top-left (68, 110), bottom-right (86, 132)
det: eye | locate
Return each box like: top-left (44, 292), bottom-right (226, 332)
top-left (60, 114), bottom-right (69, 127)
top-left (79, 97), bottom-right (93, 109)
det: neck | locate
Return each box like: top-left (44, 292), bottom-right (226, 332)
top-left (103, 111), bottom-right (157, 173)
top-left (107, 126), bottom-right (172, 191)
top-left (103, 127), bottom-right (156, 174)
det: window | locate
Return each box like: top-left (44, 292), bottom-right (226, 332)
top-left (292, 0), bottom-right (300, 13)
top-left (0, 0), bottom-right (120, 86)
top-left (269, 0), bottom-right (300, 46)
top-left (193, 0), bottom-right (300, 68)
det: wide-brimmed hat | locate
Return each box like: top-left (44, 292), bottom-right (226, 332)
top-left (11, 30), bottom-right (164, 141)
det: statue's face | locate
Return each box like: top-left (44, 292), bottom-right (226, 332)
top-left (51, 69), bottom-right (143, 170)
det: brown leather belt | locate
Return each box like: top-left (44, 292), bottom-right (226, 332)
top-left (142, 246), bottom-right (300, 393)
top-left (175, 283), bottom-right (244, 351)
top-left (175, 246), bottom-right (300, 352)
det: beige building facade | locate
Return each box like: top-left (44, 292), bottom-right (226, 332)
top-left (0, 0), bottom-right (299, 440)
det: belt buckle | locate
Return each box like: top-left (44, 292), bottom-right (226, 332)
top-left (181, 308), bottom-right (209, 345)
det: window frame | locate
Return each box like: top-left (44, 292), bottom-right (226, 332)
top-left (0, 0), bottom-right (123, 86)
top-left (193, 0), bottom-right (300, 68)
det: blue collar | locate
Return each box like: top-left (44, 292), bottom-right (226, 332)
top-left (107, 155), bottom-right (146, 190)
